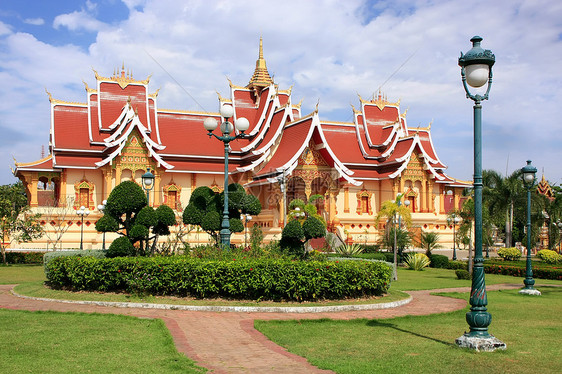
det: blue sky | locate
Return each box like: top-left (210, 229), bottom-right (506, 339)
top-left (1, 0), bottom-right (561, 186)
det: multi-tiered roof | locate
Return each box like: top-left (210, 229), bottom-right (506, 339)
top-left (15, 40), bottom-right (466, 189)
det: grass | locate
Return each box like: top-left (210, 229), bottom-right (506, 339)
top-left (0, 309), bottom-right (204, 374)
top-left (255, 287), bottom-right (562, 374)
top-left (391, 267), bottom-right (562, 291)
top-left (0, 264), bottom-right (46, 284)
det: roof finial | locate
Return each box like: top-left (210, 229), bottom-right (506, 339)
top-left (121, 62), bottom-right (125, 78)
top-left (246, 36), bottom-right (273, 91)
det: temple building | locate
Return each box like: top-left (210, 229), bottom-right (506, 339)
top-left (14, 39), bottom-right (469, 250)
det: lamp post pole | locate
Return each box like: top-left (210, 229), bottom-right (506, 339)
top-left (204, 105), bottom-right (250, 248)
top-left (455, 36), bottom-right (505, 351)
top-left (520, 160), bottom-right (540, 295)
top-left (142, 168), bottom-right (155, 206)
top-left (77, 206), bottom-right (90, 250)
top-left (97, 200), bottom-right (107, 250)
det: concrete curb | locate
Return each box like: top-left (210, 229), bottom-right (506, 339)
top-left (11, 289), bottom-right (412, 313)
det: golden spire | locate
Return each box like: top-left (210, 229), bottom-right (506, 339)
top-left (246, 36), bottom-right (273, 91)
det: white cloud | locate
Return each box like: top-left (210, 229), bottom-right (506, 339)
top-left (23, 18), bottom-right (45, 26)
top-left (1, 0), bottom-right (562, 185)
top-left (53, 10), bottom-right (107, 32)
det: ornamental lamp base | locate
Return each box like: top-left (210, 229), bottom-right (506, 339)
top-left (455, 334), bottom-right (506, 352)
top-left (519, 288), bottom-right (541, 296)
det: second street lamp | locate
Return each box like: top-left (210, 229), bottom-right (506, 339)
top-left (142, 168), bottom-right (155, 205)
top-left (204, 104), bottom-right (250, 248)
top-left (455, 36), bottom-right (506, 351)
top-left (77, 205), bottom-right (90, 250)
top-left (520, 160), bottom-right (541, 296)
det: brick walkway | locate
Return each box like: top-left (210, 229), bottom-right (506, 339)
top-left (0, 283), bottom-right (522, 373)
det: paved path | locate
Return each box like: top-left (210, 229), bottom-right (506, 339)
top-left (0, 283), bottom-right (523, 373)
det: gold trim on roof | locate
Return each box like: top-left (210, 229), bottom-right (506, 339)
top-left (359, 90), bottom-right (400, 110)
top-left (148, 88), bottom-right (160, 99)
top-left (228, 78), bottom-right (247, 90)
top-left (292, 99), bottom-right (303, 109)
top-left (401, 108), bottom-right (409, 118)
top-left (92, 65), bottom-right (151, 89)
top-left (15, 154), bottom-right (53, 167)
top-left (45, 88), bottom-right (86, 106)
top-left (82, 80), bottom-right (97, 94)
top-left (278, 85), bottom-right (293, 95)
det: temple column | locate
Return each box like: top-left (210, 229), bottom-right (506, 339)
top-left (421, 180), bottom-right (427, 212)
top-left (454, 188), bottom-right (460, 211)
top-left (104, 168), bottom-right (113, 201)
top-left (344, 186), bottom-right (349, 213)
top-left (154, 171), bottom-right (161, 206)
top-left (377, 180), bottom-right (382, 212)
top-left (29, 174), bottom-right (39, 207)
top-left (439, 185), bottom-right (445, 214)
top-left (428, 179), bottom-right (435, 213)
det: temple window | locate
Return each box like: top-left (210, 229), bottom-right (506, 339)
top-left (74, 180), bottom-right (95, 210)
top-left (356, 190), bottom-right (372, 215)
top-left (163, 183), bottom-right (181, 210)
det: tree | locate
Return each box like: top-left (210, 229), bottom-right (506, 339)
top-left (0, 182), bottom-right (44, 264)
top-left (182, 183), bottom-right (261, 245)
top-left (96, 181), bottom-right (176, 256)
top-left (280, 197), bottom-right (327, 257)
top-left (376, 197), bottom-right (412, 277)
top-left (483, 169), bottom-right (525, 248)
top-left (41, 197), bottom-right (76, 251)
top-left (418, 231), bottom-right (442, 256)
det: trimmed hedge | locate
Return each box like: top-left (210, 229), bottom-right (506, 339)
top-left (43, 250), bottom-right (106, 277)
top-left (45, 256), bottom-right (392, 302)
top-left (483, 262), bottom-right (562, 280)
top-left (429, 254), bottom-right (449, 268)
top-left (448, 260), bottom-right (468, 270)
top-left (4, 252), bottom-right (45, 264)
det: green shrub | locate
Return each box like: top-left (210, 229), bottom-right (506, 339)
top-left (362, 245), bottom-right (380, 254)
top-left (483, 263), bottom-right (562, 280)
top-left (45, 256), bottom-right (393, 301)
top-left (280, 219), bottom-right (305, 257)
top-left (497, 247), bottom-right (522, 261)
top-left (5, 251), bottom-right (45, 264)
top-left (335, 243), bottom-right (363, 257)
top-left (429, 254), bottom-right (449, 268)
top-left (448, 260), bottom-right (468, 270)
top-left (456, 269), bottom-right (471, 279)
top-left (537, 249), bottom-right (562, 264)
top-left (404, 253), bottom-right (431, 271)
top-left (43, 250), bottom-right (106, 277)
top-left (107, 236), bottom-right (135, 258)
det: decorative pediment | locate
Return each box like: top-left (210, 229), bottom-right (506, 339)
top-left (403, 152), bottom-right (425, 181)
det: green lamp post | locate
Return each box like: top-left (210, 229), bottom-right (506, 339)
top-left (204, 104), bottom-right (250, 248)
top-left (520, 160), bottom-right (541, 295)
top-left (141, 168), bottom-right (155, 205)
top-left (455, 36), bottom-right (506, 351)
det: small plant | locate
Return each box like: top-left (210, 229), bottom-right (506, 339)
top-left (404, 253), bottom-right (431, 271)
top-left (456, 269), bottom-right (471, 280)
top-left (537, 249), bottom-right (562, 264)
top-left (335, 243), bottom-right (364, 257)
top-left (497, 247), bottom-right (522, 261)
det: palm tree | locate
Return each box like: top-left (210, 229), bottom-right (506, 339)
top-left (418, 230), bottom-right (442, 257)
top-left (483, 169), bottom-right (525, 248)
top-left (376, 197), bottom-right (412, 280)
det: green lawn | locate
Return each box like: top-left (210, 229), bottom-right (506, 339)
top-left (0, 309), bottom-right (204, 374)
top-left (0, 264), bottom-right (46, 284)
top-left (255, 287), bottom-right (562, 374)
top-left (391, 267), bottom-right (562, 291)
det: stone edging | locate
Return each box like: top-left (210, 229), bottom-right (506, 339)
top-left (10, 288), bottom-right (412, 313)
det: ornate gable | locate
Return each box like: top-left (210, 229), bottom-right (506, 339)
top-left (403, 152), bottom-right (425, 181)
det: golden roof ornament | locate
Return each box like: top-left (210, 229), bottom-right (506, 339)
top-left (246, 37), bottom-right (273, 91)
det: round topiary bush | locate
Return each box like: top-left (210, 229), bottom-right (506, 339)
top-left (280, 219), bottom-right (305, 257)
top-left (429, 254), bottom-right (449, 268)
top-left (537, 249), bottom-right (562, 264)
top-left (107, 236), bottom-right (135, 258)
top-left (302, 216), bottom-right (325, 240)
top-left (497, 247), bottom-right (522, 261)
top-left (456, 269), bottom-right (471, 280)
